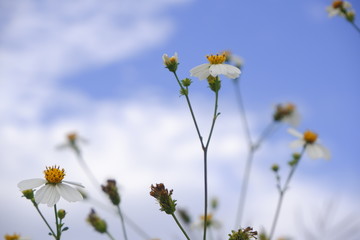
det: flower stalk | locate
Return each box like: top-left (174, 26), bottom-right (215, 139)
top-left (268, 148), bottom-right (305, 240)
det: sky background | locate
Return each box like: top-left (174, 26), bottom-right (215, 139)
top-left (1, 0), bottom-right (360, 239)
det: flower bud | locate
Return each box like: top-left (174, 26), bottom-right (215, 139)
top-left (178, 208), bottom-right (191, 225)
top-left (228, 227), bottom-right (258, 240)
top-left (102, 179), bottom-right (121, 206)
top-left (162, 53), bottom-right (179, 72)
top-left (181, 78), bottom-right (192, 87)
top-left (87, 209), bottom-right (107, 234)
top-left (207, 76), bottom-right (221, 92)
top-left (58, 209), bottom-right (66, 219)
top-left (21, 189), bottom-right (34, 200)
top-left (150, 183), bottom-right (177, 214)
top-left (271, 164), bottom-right (279, 172)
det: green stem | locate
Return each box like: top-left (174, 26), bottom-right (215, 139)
top-left (33, 201), bottom-right (57, 238)
top-left (232, 78), bottom-right (280, 227)
top-left (171, 213), bottom-right (191, 240)
top-left (75, 151), bottom-right (101, 190)
top-left (350, 21), bottom-right (360, 34)
top-left (54, 204), bottom-right (61, 240)
top-left (234, 148), bottom-right (254, 228)
top-left (105, 231), bottom-right (116, 240)
top-left (123, 213), bottom-right (152, 240)
top-left (232, 78), bottom-right (253, 147)
top-left (116, 205), bottom-right (128, 240)
top-left (173, 72), bottom-right (205, 149)
top-left (268, 147), bottom-right (306, 240)
top-left (203, 85), bottom-right (220, 240)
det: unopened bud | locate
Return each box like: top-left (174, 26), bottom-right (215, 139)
top-left (58, 209), bottom-right (66, 219)
top-left (87, 209), bottom-right (107, 234)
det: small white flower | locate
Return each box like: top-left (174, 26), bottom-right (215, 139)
top-left (162, 52), bottom-right (179, 72)
top-left (191, 214), bottom-right (221, 230)
top-left (18, 165), bottom-right (84, 207)
top-left (288, 128), bottom-right (331, 160)
top-left (274, 103), bottom-right (301, 127)
top-left (162, 52), bottom-right (178, 66)
top-left (190, 54), bottom-right (241, 80)
top-left (326, 1), bottom-right (352, 17)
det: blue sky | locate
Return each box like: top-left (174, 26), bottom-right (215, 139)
top-left (1, 0), bottom-right (360, 239)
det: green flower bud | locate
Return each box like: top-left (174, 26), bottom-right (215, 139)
top-left (150, 183), bottom-right (177, 214)
top-left (22, 189), bottom-right (34, 200)
top-left (271, 164), bottom-right (279, 172)
top-left (228, 227), bottom-right (258, 240)
top-left (58, 209), bottom-right (66, 219)
top-left (87, 209), bottom-right (107, 234)
top-left (102, 179), bottom-right (121, 206)
top-left (181, 78), bottom-right (192, 87)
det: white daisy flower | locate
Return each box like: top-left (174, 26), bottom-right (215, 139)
top-left (190, 54), bottom-right (241, 80)
top-left (288, 128), bottom-right (331, 160)
top-left (274, 103), bottom-right (301, 127)
top-left (191, 214), bottom-right (221, 230)
top-left (162, 52), bottom-right (179, 72)
top-left (326, 1), bottom-right (352, 17)
top-left (18, 165), bottom-right (84, 207)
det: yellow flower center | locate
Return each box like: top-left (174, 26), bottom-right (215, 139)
top-left (303, 130), bottom-right (318, 144)
top-left (4, 234), bottom-right (21, 240)
top-left (332, 0), bottom-right (343, 8)
top-left (168, 56), bottom-right (177, 64)
top-left (207, 54), bottom-right (226, 64)
top-left (67, 132), bottom-right (77, 142)
top-left (200, 214), bottom-right (213, 221)
top-left (284, 103), bottom-right (295, 112)
top-left (44, 165), bottom-right (65, 184)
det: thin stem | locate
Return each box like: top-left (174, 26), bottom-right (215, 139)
top-left (232, 78), bottom-right (253, 147)
top-left (33, 202), bottom-right (57, 238)
top-left (105, 231), bottom-right (116, 240)
top-left (350, 21), bottom-right (360, 34)
top-left (173, 72), bottom-right (205, 148)
top-left (203, 87), bottom-right (220, 240)
top-left (203, 149), bottom-right (209, 240)
top-left (205, 88), bottom-right (219, 149)
top-left (268, 147), bottom-right (306, 240)
top-left (233, 78), bottom-right (281, 227)
top-left (54, 204), bottom-right (61, 240)
top-left (253, 122), bottom-right (279, 151)
top-left (74, 151), bottom-right (151, 239)
top-left (234, 149), bottom-right (254, 228)
top-left (116, 205), bottom-right (128, 240)
top-left (123, 213), bottom-right (152, 240)
top-left (171, 213), bottom-right (191, 240)
top-left (75, 151), bottom-right (101, 189)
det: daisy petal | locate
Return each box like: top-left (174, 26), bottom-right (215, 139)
top-left (315, 143), bottom-right (331, 160)
top-left (288, 128), bottom-right (303, 138)
top-left (63, 180), bottom-right (85, 188)
top-left (223, 64), bottom-right (241, 79)
top-left (47, 187), bottom-right (61, 207)
top-left (306, 144), bottom-right (324, 160)
top-left (56, 183), bottom-right (83, 202)
top-left (35, 185), bottom-right (60, 207)
top-left (209, 64), bottom-right (225, 77)
top-left (18, 178), bottom-right (46, 191)
top-left (190, 63), bottom-right (211, 80)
